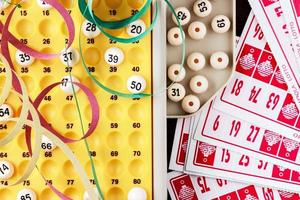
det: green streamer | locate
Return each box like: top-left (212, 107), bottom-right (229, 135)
top-left (78, 0), bottom-right (158, 44)
top-left (93, 1), bottom-right (159, 44)
top-left (79, 35), bottom-right (150, 99)
top-left (67, 59), bottom-right (104, 199)
top-left (164, 0), bottom-right (185, 67)
top-left (79, 0), bottom-right (152, 30)
top-left (83, 0), bottom-right (159, 43)
top-left (69, 0), bottom-right (186, 198)
top-left (1, 0), bottom-right (22, 8)
top-left (79, 0), bottom-right (186, 98)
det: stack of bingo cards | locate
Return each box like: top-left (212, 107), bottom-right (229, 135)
top-left (168, 0), bottom-right (300, 199)
top-left (166, 0), bottom-right (235, 116)
top-left (0, 0), bottom-right (166, 199)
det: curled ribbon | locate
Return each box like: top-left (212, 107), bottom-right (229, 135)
top-left (0, 1), bottom-right (99, 199)
top-left (66, 54), bottom-right (104, 199)
top-left (0, 59), bottom-right (41, 187)
top-left (0, 57), bottom-right (99, 200)
top-left (0, 0), bottom-right (75, 60)
top-left (0, 59), bottom-right (12, 111)
top-left (79, 0), bottom-right (152, 29)
top-left (79, 0), bottom-right (186, 99)
top-left (0, 0), bottom-right (186, 199)
top-left (25, 81), bottom-right (100, 154)
top-left (1, 0), bottom-right (97, 144)
top-left (79, 0), bottom-right (159, 43)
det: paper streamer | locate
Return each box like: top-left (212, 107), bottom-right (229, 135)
top-left (79, 0), bottom-right (186, 99)
top-left (164, 0), bottom-right (185, 67)
top-left (0, 1), bottom-right (98, 199)
top-left (85, 0), bottom-right (159, 43)
top-left (0, 115), bottom-right (99, 199)
top-left (0, 61), bottom-right (12, 112)
top-left (0, 56), bottom-right (42, 186)
top-left (0, 0), bottom-right (22, 8)
top-left (0, 60), bottom-right (98, 199)
top-left (0, 0), bottom-right (75, 60)
top-left (65, 41), bottom-right (103, 198)
top-left (1, 20), bottom-right (65, 195)
top-left (0, 56), bottom-right (75, 200)
top-left (36, 166), bottom-right (72, 200)
top-left (0, 0), bottom-right (99, 148)
top-left (24, 81), bottom-right (100, 153)
top-left (0, 0), bottom-right (186, 199)
top-left (68, 75), bottom-right (104, 199)
top-left (66, 45), bottom-right (103, 199)
top-left (0, 58), bottom-right (30, 148)
top-left (79, 0), bottom-right (153, 29)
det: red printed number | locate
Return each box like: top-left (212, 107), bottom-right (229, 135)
top-left (221, 149), bottom-right (230, 163)
top-left (274, 7), bottom-right (283, 17)
top-left (266, 93), bottom-right (280, 110)
top-left (231, 79), bottom-right (244, 96)
top-left (249, 86), bottom-right (261, 103)
top-left (258, 160), bottom-right (268, 170)
top-left (229, 120), bottom-right (241, 137)
top-left (246, 125), bottom-right (260, 143)
top-left (197, 177), bottom-right (211, 193)
top-left (253, 24), bottom-right (264, 40)
top-left (213, 115), bottom-right (220, 131)
top-left (216, 179), bottom-right (228, 187)
top-left (238, 155), bottom-right (250, 167)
